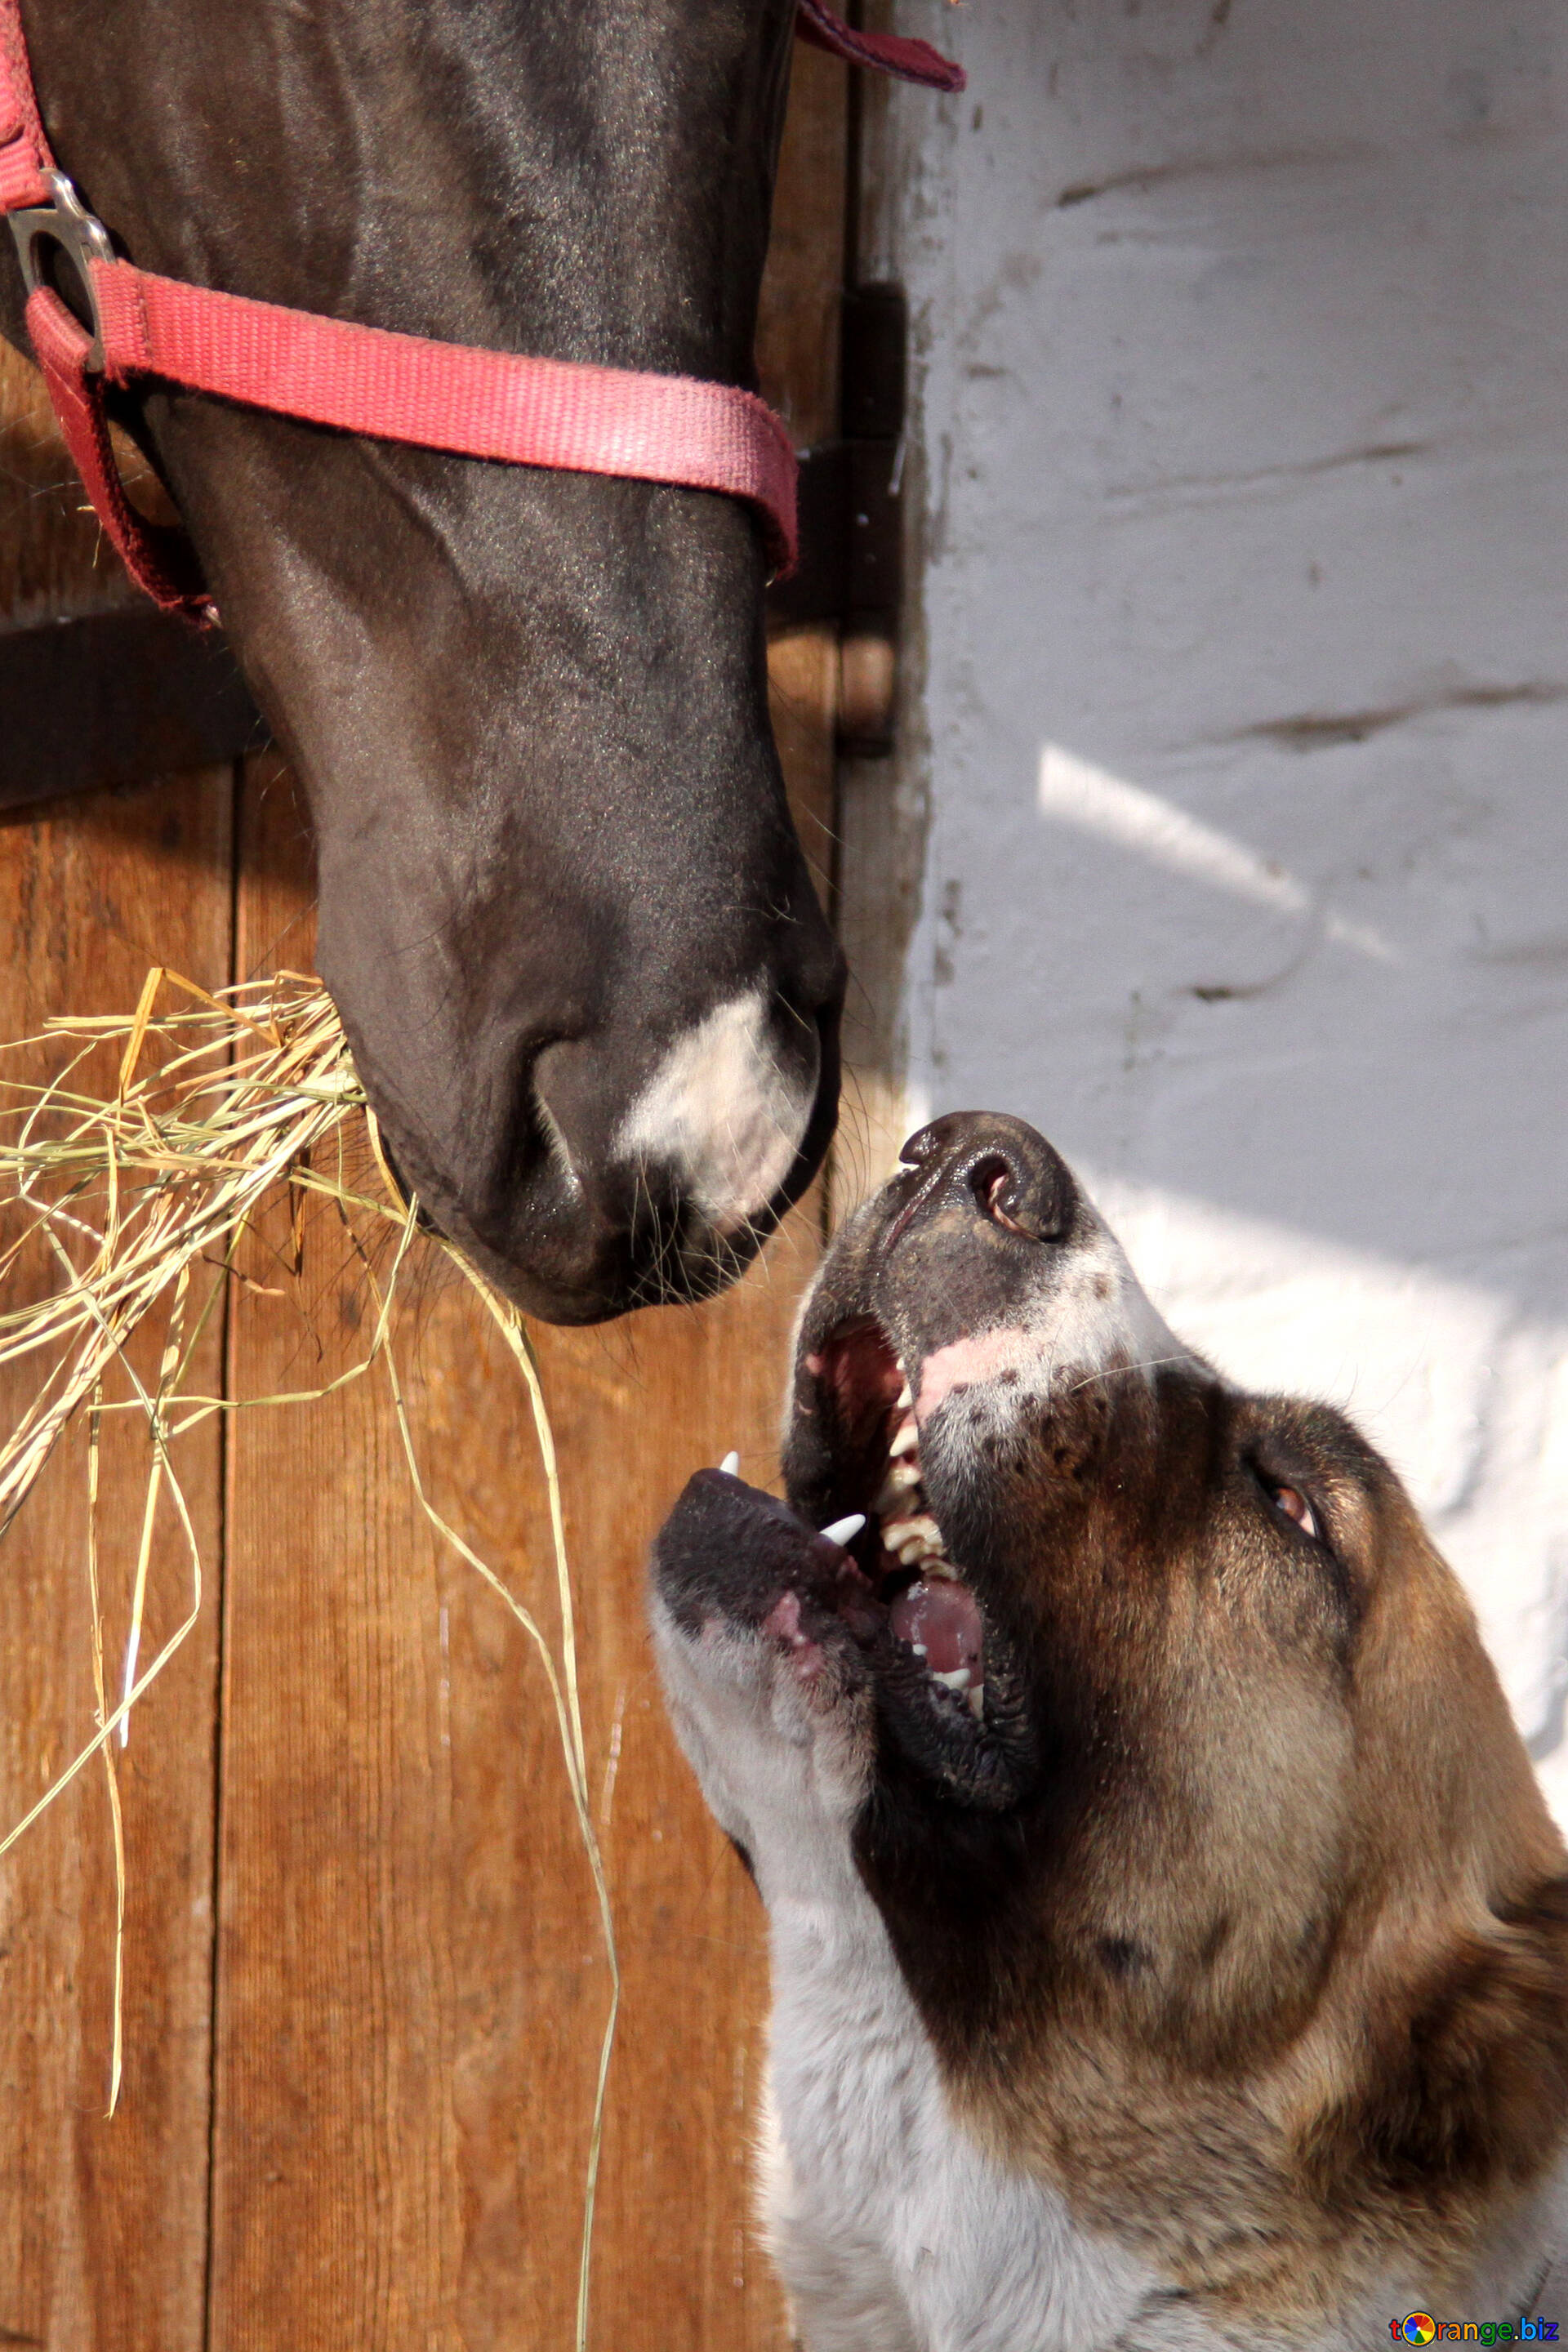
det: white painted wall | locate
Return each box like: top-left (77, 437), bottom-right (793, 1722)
top-left (854, 0), bottom-right (1568, 1813)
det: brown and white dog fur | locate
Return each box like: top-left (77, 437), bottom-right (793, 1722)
top-left (648, 1114), bottom-right (1568, 2349)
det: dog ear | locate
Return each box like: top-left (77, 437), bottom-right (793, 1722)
top-left (1305, 1877), bottom-right (1568, 2216)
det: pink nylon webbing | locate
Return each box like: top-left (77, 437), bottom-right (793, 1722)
top-left (795, 0), bottom-right (965, 93)
top-left (0, 0), bottom-right (47, 209)
top-left (91, 261), bottom-right (800, 564)
top-left (0, 0), bottom-right (964, 616)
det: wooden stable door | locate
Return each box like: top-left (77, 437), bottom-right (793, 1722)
top-left (0, 50), bottom-right (853, 2351)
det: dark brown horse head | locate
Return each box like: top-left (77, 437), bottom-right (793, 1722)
top-left (3, 0), bottom-right (844, 1321)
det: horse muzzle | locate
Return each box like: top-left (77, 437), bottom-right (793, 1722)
top-left (355, 954), bottom-right (844, 1325)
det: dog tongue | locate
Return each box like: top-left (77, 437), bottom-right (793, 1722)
top-left (889, 1575), bottom-right (984, 1674)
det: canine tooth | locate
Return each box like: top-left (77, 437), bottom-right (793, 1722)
top-left (895, 1381), bottom-right (912, 1410)
top-left (719, 1451), bottom-right (741, 1477)
top-left (931, 1665), bottom-right (972, 1692)
top-left (820, 1512), bottom-right (866, 1548)
top-left (911, 1642), bottom-right (928, 1659)
top-left (889, 1419), bottom-right (920, 1459)
top-left (967, 1684), bottom-right (986, 1722)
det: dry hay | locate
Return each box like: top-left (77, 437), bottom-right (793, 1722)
top-left (0, 965), bottom-right (617, 2350)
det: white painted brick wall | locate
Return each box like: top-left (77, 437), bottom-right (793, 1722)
top-left (860, 0), bottom-right (1568, 1813)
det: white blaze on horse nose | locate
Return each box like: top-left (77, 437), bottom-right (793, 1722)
top-left (616, 988), bottom-right (817, 1235)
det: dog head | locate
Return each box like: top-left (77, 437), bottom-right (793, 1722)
top-left (650, 1113), bottom-right (1568, 2310)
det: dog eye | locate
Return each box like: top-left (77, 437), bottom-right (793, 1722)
top-left (1266, 1480), bottom-right (1321, 1543)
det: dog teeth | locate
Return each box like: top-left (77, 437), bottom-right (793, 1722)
top-left (820, 1512), bottom-right (866, 1549)
top-left (895, 1380), bottom-right (912, 1410)
top-left (879, 1510), bottom-right (960, 1579)
top-left (929, 1663), bottom-right (986, 1720)
top-left (889, 1417), bottom-right (920, 1460)
top-left (719, 1450), bottom-right (741, 1477)
top-left (882, 1513), bottom-right (943, 1565)
top-left (874, 1458), bottom-right (923, 1515)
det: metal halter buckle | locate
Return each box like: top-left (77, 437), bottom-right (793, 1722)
top-left (8, 168), bottom-right (114, 371)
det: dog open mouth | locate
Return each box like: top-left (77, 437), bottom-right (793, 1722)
top-left (655, 1305), bottom-right (1022, 1811)
top-left (653, 1112), bottom-right (1071, 1807)
top-left (796, 1318), bottom-right (988, 1725)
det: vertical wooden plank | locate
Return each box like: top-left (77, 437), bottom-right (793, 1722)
top-left (758, 42), bottom-right (849, 446)
top-left (212, 738), bottom-right (835, 2350)
top-left (208, 769), bottom-right (462, 2346)
top-left (763, 29), bottom-right (851, 1174)
top-left (831, 33), bottom-right (924, 1214)
top-left (0, 774), bottom-right (232, 2350)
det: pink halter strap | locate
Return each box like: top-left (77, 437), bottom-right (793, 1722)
top-left (0, 0), bottom-right (964, 619)
top-left (795, 0), bottom-right (966, 90)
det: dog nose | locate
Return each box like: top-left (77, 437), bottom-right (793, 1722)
top-left (898, 1112), bottom-right (1076, 1242)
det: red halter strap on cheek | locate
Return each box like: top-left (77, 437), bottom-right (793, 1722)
top-left (0, 0), bottom-right (963, 621)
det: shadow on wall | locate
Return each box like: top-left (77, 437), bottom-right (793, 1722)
top-left (857, 0), bottom-right (1568, 1803)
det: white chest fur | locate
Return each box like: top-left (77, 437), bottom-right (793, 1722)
top-left (757, 1849), bottom-right (1156, 2352)
top-left (759, 1868), bottom-right (1568, 2352)
top-left (649, 1605), bottom-right (1568, 2348)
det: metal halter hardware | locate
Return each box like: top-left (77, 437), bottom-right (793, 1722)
top-left (7, 168), bottom-right (113, 371)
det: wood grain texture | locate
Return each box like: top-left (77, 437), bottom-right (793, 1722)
top-left (757, 42), bottom-right (849, 451)
top-left (0, 33), bottom-right (849, 2348)
top-left (0, 774), bottom-right (233, 2351)
top-left (211, 700), bottom-right (832, 2348)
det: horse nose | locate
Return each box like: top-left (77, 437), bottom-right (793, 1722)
top-left (896, 1112), bottom-right (1076, 1243)
top-left (614, 982), bottom-right (835, 1238)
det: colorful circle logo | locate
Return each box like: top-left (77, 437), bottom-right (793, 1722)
top-left (1401, 2320), bottom-right (1437, 2346)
